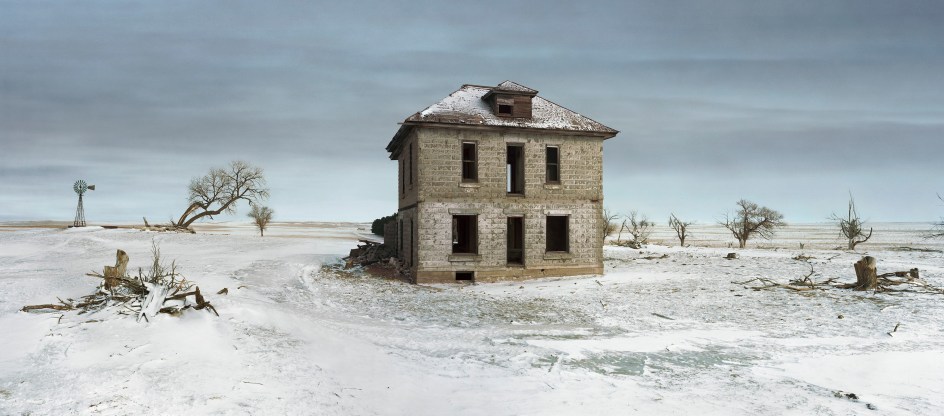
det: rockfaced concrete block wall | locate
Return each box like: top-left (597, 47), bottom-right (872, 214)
top-left (404, 126), bottom-right (605, 283)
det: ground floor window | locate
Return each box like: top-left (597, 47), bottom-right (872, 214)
top-left (507, 217), bottom-right (524, 265)
top-left (546, 215), bottom-right (569, 252)
top-left (452, 215), bottom-right (478, 254)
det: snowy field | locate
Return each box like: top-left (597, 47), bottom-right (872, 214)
top-left (1, 221), bottom-right (943, 415)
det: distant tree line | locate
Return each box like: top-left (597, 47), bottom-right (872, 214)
top-left (372, 213), bottom-right (396, 236)
top-left (605, 192), bottom-right (944, 250)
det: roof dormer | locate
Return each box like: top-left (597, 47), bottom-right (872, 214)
top-left (482, 81), bottom-right (538, 119)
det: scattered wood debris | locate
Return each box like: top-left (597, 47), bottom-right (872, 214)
top-left (889, 246), bottom-right (943, 254)
top-left (21, 242), bottom-right (218, 320)
top-left (887, 322), bottom-right (900, 337)
top-left (733, 256), bottom-right (942, 295)
top-left (651, 312), bottom-right (675, 320)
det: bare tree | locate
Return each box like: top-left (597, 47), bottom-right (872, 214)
top-left (248, 205), bottom-right (274, 237)
top-left (830, 194), bottom-right (872, 250)
top-left (667, 213), bottom-right (694, 246)
top-left (602, 207), bottom-right (620, 243)
top-left (617, 210), bottom-right (653, 248)
top-left (929, 194), bottom-right (944, 238)
top-left (719, 199), bottom-right (786, 248)
top-left (174, 161), bottom-right (269, 229)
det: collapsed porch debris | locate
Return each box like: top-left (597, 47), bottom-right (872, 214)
top-left (344, 240), bottom-right (396, 268)
top-left (341, 240), bottom-right (413, 281)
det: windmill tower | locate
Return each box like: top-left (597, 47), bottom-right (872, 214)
top-left (72, 180), bottom-right (95, 227)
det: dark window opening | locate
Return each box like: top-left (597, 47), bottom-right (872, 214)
top-left (452, 215), bottom-right (478, 254)
top-left (546, 146), bottom-right (560, 183)
top-left (408, 219), bottom-right (414, 266)
top-left (461, 142), bottom-right (477, 181)
top-left (408, 143), bottom-right (414, 185)
top-left (507, 217), bottom-right (524, 265)
top-left (498, 104), bottom-right (513, 116)
top-left (506, 145), bottom-right (524, 194)
top-left (546, 215), bottom-right (569, 252)
top-left (399, 159), bottom-right (405, 196)
top-left (455, 271), bottom-right (474, 281)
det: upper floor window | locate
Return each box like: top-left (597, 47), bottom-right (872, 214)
top-left (546, 146), bottom-right (560, 184)
top-left (506, 144), bottom-right (524, 194)
top-left (461, 142), bottom-right (477, 182)
top-left (409, 143), bottom-right (414, 185)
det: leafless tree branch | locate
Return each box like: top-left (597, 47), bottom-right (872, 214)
top-left (175, 161), bottom-right (269, 229)
top-left (719, 199), bottom-right (786, 248)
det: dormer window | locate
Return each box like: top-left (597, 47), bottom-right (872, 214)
top-left (496, 97), bottom-right (514, 117)
top-left (484, 83), bottom-right (536, 119)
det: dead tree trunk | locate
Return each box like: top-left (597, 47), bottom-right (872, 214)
top-left (102, 249), bottom-right (129, 290)
top-left (853, 256), bottom-right (877, 290)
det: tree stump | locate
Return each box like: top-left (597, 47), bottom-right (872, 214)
top-left (853, 256), bottom-right (877, 290)
top-left (102, 249), bottom-right (129, 290)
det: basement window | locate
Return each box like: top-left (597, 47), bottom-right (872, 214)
top-left (461, 142), bottom-right (477, 182)
top-left (546, 146), bottom-right (560, 184)
top-left (506, 144), bottom-right (524, 195)
top-left (452, 215), bottom-right (478, 254)
top-left (455, 271), bottom-right (474, 281)
top-left (546, 215), bottom-right (569, 253)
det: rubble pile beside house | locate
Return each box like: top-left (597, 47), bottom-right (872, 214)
top-left (345, 240), bottom-right (396, 268)
top-left (343, 240), bottom-right (411, 281)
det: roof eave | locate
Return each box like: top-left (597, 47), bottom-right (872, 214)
top-left (396, 120), bottom-right (618, 139)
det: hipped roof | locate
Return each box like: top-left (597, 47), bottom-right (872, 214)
top-left (386, 81), bottom-right (618, 158)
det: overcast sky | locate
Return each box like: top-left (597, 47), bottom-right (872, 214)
top-left (2, 0), bottom-right (942, 224)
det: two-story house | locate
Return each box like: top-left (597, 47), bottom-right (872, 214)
top-left (385, 81), bottom-right (618, 283)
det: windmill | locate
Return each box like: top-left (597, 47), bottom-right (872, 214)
top-left (73, 180), bottom-right (95, 227)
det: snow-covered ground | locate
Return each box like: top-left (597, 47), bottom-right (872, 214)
top-left (1, 222), bottom-right (942, 415)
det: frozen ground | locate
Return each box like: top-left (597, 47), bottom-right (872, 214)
top-left (1, 222), bottom-right (943, 415)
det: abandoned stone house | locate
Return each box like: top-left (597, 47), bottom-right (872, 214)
top-left (385, 81), bottom-right (618, 283)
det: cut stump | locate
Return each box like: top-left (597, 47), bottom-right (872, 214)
top-left (102, 249), bottom-right (129, 290)
top-left (853, 256), bottom-right (877, 290)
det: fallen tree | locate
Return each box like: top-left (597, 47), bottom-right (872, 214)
top-left (22, 243), bottom-right (218, 321)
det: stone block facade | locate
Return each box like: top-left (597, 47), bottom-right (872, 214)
top-left (386, 81), bottom-right (618, 283)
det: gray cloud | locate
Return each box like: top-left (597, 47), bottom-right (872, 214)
top-left (2, 0), bottom-right (942, 222)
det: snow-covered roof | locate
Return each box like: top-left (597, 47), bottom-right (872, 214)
top-left (493, 80), bottom-right (537, 93)
top-left (387, 82), bottom-right (618, 157)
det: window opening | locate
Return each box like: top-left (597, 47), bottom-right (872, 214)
top-left (506, 145), bottom-right (524, 194)
top-left (507, 217), bottom-right (524, 265)
top-left (452, 215), bottom-right (478, 254)
top-left (455, 271), bottom-right (474, 281)
top-left (461, 142), bottom-right (477, 181)
top-left (546, 146), bottom-right (560, 183)
top-left (546, 215), bottom-right (569, 252)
